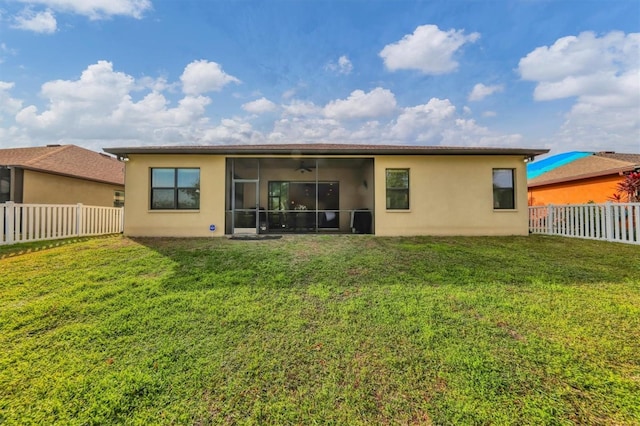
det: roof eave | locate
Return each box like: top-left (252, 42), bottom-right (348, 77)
top-left (104, 145), bottom-right (549, 158)
top-left (16, 165), bottom-right (124, 186)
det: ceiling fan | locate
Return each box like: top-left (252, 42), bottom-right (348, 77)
top-left (295, 161), bottom-right (316, 173)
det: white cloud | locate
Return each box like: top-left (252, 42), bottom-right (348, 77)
top-left (468, 83), bottom-right (504, 101)
top-left (135, 76), bottom-right (173, 93)
top-left (180, 60), bottom-right (240, 95)
top-left (442, 119), bottom-right (522, 147)
top-left (326, 55), bottom-right (353, 75)
top-left (282, 88), bottom-right (296, 100)
top-left (482, 111), bottom-right (497, 117)
top-left (323, 87), bottom-right (397, 119)
top-left (518, 31), bottom-right (639, 106)
top-left (1, 43), bottom-right (18, 63)
top-left (385, 98), bottom-right (456, 141)
top-left (379, 24), bottom-right (480, 74)
top-left (338, 56), bottom-right (353, 74)
top-left (242, 97), bottom-right (277, 114)
top-left (267, 95), bottom-right (520, 147)
top-left (16, 0), bottom-right (151, 19)
top-left (519, 31), bottom-right (639, 151)
top-left (16, 60), bottom-right (134, 130)
top-left (282, 100), bottom-right (322, 117)
top-left (270, 117), bottom-right (344, 143)
top-left (0, 82), bottom-right (24, 115)
top-left (1, 61), bottom-right (524, 151)
top-left (551, 101), bottom-right (640, 152)
top-left (519, 31), bottom-right (637, 83)
top-left (528, 70), bottom-right (638, 107)
top-left (200, 118), bottom-right (265, 145)
top-left (383, 98), bottom-right (519, 146)
top-left (12, 8), bottom-right (57, 33)
top-left (12, 60), bottom-right (219, 146)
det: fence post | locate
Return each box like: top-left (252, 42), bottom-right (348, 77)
top-left (119, 207), bottom-right (124, 233)
top-left (605, 201), bottom-right (614, 242)
top-left (5, 201), bottom-right (14, 244)
top-left (76, 203), bottom-right (83, 237)
top-left (547, 204), bottom-right (554, 235)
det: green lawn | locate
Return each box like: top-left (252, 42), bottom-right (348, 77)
top-left (1, 235), bottom-right (639, 425)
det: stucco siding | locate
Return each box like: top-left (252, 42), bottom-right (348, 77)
top-left (528, 175), bottom-right (620, 206)
top-left (22, 170), bottom-right (123, 207)
top-left (374, 155), bottom-right (529, 236)
top-left (123, 154), bottom-right (226, 237)
top-left (123, 153), bottom-right (530, 237)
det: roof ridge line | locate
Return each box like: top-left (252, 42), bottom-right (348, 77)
top-left (24, 144), bottom-right (71, 166)
top-left (591, 156), bottom-right (637, 166)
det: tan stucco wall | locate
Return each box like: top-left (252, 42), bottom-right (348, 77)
top-left (123, 154), bottom-right (529, 237)
top-left (528, 175), bottom-right (620, 206)
top-left (374, 155), bottom-right (529, 236)
top-left (123, 154), bottom-right (226, 237)
top-left (22, 170), bottom-right (123, 207)
top-left (124, 155), bottom-right (373, 236)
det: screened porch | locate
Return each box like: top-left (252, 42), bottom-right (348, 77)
top-left (224, 157), bottom-right (374, 235)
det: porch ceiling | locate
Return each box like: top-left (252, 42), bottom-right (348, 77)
top-left (255, 157), bottom-right (370, 170)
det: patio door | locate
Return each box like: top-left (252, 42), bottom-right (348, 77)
top-left (232, 180), bottom-right (259, 234)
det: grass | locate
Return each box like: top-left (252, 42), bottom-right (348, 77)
top-left (0, 235), bottom-right (639, 425)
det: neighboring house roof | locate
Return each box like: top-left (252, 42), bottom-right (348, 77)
top-left (595, 152), bottom-right (640, 163)
top-left (0, 144), bottom-right (124, 186)
top-left (528, 152), bottom-right (640, 188)
top-left (104, 143), bottom-right (548, 158)
top-left (526, 151), bottom-right (591, 179)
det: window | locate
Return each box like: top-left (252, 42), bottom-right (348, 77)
top-left (267, 181), bottom-right (340, 230)
top-left (493, 169), bottom-right (515, 209)
top-left (151, 168), bottom-right (200, 209)
top-left (113, 190), bottom-right (125, 208)
top-left (386, 169), bottom-right (409, 210)
top-left (0, 167), bottom-right (10, 203)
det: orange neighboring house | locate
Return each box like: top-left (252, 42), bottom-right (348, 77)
top-left (0, 144), bottom-right (124, 207)
top-left (527, 152), bottom-right (640, 206)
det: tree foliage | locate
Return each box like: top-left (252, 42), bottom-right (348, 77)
top-left (611, 171), bottom-right (640, 202)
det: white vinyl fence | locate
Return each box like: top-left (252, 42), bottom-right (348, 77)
top-left (529, 202), bottom-right (640, 245)
top-left (1, 202), bottom-right (123, 245)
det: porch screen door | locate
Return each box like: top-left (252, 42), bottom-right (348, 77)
top-left (232, 180), bottom-right (259, 234)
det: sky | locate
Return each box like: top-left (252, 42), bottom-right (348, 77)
top-left (0, 0), bottom-right (638, 156)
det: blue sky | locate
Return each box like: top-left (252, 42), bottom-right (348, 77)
top-left (0, 0), bottom-right (638, 155)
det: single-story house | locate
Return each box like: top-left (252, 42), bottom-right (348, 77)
top-left (104, 144), bottom-right (548, 237)
top-left (527, 151), bottom-right (640, 205)
top-left (0, 144), bottom-right (125, 207)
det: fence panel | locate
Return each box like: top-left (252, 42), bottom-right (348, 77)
top-left (0, 203), bottom-right (7, 244)
top-left (1, 202), bottom-right (123, 246)
top-left (529, 202), bottom-right (640, 245)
